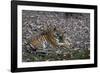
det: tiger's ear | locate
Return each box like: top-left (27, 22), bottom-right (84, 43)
top-left (51, 25), bottom-right (57, 31)
top-left (53, 27), bottom-right (56, 31)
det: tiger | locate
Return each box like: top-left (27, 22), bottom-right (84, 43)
top-left (26, 26), bottom-right (72, 51)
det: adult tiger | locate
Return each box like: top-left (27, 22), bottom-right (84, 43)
top-left (26, 26), bottom-right (72, 51)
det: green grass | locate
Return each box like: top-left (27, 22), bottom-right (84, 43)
top-left (22, 48), bottom-right (90, 62)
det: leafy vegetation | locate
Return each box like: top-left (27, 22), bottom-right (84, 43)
top-left (22, 47), bottom-right (90, 62)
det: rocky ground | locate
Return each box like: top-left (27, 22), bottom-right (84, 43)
top-left (22, 10), bottom-right (90, 62)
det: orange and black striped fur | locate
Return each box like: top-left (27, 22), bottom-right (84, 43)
top-left (27, 26), bottom-right (71, 50)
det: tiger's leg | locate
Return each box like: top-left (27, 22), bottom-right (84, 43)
top-left (42, 40), bottom-right (49, 55)
top-left (40, 35), bottom-right (47, 49)
top-left (43, 41), bottom-right (46, 49)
